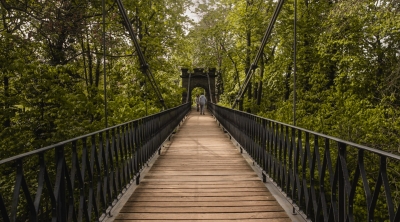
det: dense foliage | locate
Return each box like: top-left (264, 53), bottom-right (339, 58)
top-left (0, 0), bottom-right (191, 159)
top-left (186, 0), bottom-right (400, 152)
top-left (1, 0), bottom-right (399, 220)
top-left (185, 0), bottom-right (400, 220)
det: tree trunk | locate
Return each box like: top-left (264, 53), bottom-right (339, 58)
top-left (246, 30), bottom-right (252, 100)
top-left (86, 31), bottom-right (93, 87)
top-left (284, 65), bottom-right (292, 101)
top-left (220, 43), bottom-right (241, 92)
top-left (3, 76), bottom-right (10, 127)
top-left (257, 55), bottom-right (264, 106)
top-left (95, 47), bottom-right (101, 88)
top-left (80, 37), bottom-right (89, 91)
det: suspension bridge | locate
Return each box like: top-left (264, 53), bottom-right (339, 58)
top-left (1, 103), bottom-right (400, 221)
top-left (1, 0), bottom-right (400, 221)
top-left (107, 107), bottom-right (298, 221)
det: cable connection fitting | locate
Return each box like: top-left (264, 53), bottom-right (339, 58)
top-left (141, 63), bottom-right (149, 71)
top-left (251, 64), bottom-right (258, 70)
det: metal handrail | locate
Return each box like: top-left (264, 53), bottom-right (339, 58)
top-left (0, 103), bottom-right (191, 222)
top-left (209, 103), bottom-right (400, 222)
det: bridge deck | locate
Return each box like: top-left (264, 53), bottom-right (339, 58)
top-left (113, 108), bottom-right (292, 221)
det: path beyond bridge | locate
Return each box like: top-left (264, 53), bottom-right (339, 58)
top-left (108, 107), bottom-right (302, 221)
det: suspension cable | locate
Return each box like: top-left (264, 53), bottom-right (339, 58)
top-left (114, 0), bottom-right (167, 110)
top-left (102, 0), bottom-right (108, 127)
top-left (293, 0), bottom-right (297, 126)
top-left (232, 0), bottom-right (286, 109)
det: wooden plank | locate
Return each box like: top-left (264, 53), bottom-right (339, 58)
top-left (114, 219), bottom-right (290, 222)
top-left (132, 191), bottom-right (271, 197)
top-left (116, 212), bottom-right (290, 220)
top-left (137, 180), bottom-right (265, 186)
top-left (123, 200), bottom-right (280, 207)
top-left (148, 168), bottom-right (255, 172)
top-left (119, 206), bottom-right (285, 213)
top-left (114, 109), bottom-right (291, 221)
top-left (134, 187), bottom-right (269, 192)
top-left (141, 177), bottom-right (261, 182)
top-left (145, 171), bottom-right (257, 176)
top-left (135, 186), bottom-right (267, 190)
top-left (126, 196), bottom-right (277, 202)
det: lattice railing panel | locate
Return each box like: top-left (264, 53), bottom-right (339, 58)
top-left (209, 103), bottom-right (400, 222)
top-left (0, 103), bottom-right (190, 222)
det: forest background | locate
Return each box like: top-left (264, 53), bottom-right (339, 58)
top-left (1, 0), bottom-right (400, 220)
top-left (1, 0), bottom-right (399, 166)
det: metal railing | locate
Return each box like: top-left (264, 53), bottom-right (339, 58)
top-left (209, 103), bottom-right (400, 222)
top-left (0, 103), bottom-right (191, 222)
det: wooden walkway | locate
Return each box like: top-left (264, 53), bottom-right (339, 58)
top-left (113, 108), bottom-right (293, 221)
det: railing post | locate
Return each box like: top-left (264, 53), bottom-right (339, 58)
top-left (54, 146), bottom-right (66, 222)
top-left (0, 193), bottom-right (9, 222)
top-left (261, 119), bottom-right (267, 172)
top-left (338, 142), bottom-right (346, 222)
top-left (262, 172), bottom-right (267, 183)
top-left (136, 173), bottom-right (140, 185)
top-left (0, 104), bottom-right (190, 222)
top-left (289, 127), bottom-right (295, 206)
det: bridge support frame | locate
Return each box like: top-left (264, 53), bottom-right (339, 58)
top-left (181, 68), bottom-right (217, 104)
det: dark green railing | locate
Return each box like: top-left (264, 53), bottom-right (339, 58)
top-left (209, 103), bottom-right (400, 222)
top-left (0, 103), bottom-right (190, 222)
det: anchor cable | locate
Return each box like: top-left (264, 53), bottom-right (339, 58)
top-left (232, 0), bottom-right (286, 109)
top-left (114, 0), bottom-right (167, 109)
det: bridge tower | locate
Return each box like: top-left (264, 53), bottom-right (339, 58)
top-left (181, 68), bottom-right (217, 104)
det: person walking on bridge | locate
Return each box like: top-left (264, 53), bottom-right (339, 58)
top-left (198, 94), bottom-right (207, 115)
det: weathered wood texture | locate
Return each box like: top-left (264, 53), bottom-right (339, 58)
top-left (115, 109), bottom-right (291, 221)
